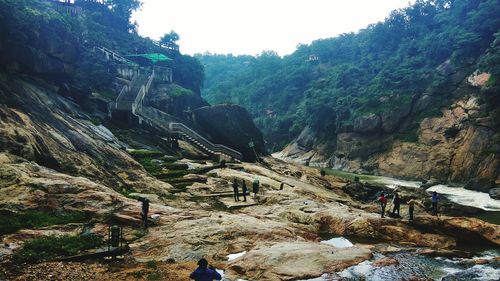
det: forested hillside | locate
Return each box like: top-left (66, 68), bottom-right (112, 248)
top-left (199, 0), bottom-right (500, 151)
top-left (0, 0), bottom-right (204, 98)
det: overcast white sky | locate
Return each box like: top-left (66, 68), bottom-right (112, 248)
top-left (133, 0), bottom-right (414, 56)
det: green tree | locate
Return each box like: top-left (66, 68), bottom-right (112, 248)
top-left (160, 30), bottom-right (180, 46)
top-left (106, 0), bottom-right (142, 31)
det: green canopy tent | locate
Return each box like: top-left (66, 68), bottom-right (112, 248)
top-left (124, 53), bottom-right (172, 64)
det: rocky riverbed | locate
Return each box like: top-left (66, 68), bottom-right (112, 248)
top-left (1, 152), bottom-right (499, 280)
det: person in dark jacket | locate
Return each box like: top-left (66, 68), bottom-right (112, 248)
top-left (241, 181), bottom-right (248, 202)
top-left (252, 178), bottom-right (260, 198)
top-left (431, 191), bottom-right (440, 216)
top-left (391, 192), bottom-right (401, 217)
top-left (232, 179), bottom-right (239, 201)
top-left (190, 258), bottom-right (221, 281)
top-left (139, 198), bottom-right (150, 229)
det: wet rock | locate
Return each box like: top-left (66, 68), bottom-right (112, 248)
top-left (412, 216), bottom-right (500, 246)
top-left (489, 187), bottom-right (500, 200)
top-left (464, 177), bottom-right (495, 193)
top-left (372, 256), bottom-right (399, 267)
top-left (341, 182), bottom-right (390, 202)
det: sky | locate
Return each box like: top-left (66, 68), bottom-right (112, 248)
top-left (132, 0), bottom-right (415, 56)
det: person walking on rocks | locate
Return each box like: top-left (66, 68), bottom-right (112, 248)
top-left (139, 198), bottom-right (150, 229)
top-left (378, 193), bottom-right (387, 218)
top-left (391, 192), bottom-right (401, 217)
top-left (252, 178), bottom-right (260, 198)
top-left (241, 180), bottom-right (248, 202)
top-left (407, 197), bottom-right (423, 221)
top-left (431, 191), bottom-right (440, 216)
top-left (232, 178), bottom-right (239, 202)
top-left (408, 197), bottom-right (416, 221)
top-left (190, 258), bottom-right (221, 281)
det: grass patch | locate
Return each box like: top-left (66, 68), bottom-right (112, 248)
top-left (147, 272), bottom-right (163, 281)
top-left (155, 170), bottom-right (189, 179)
top-left (320, 168), bottom-right (377, 182)
top-left (12, 234), bottom-right (103, 263)
top-left (146, 260), bottom-right (158, 269)
top-left (395, 132), bottom-right (419, 143)
top-left (0, 210), bottom-right (91, 236)
top-left (129, 150), bottom-right (165, 174)
top-left (128, 150), bottom-right (165, 158)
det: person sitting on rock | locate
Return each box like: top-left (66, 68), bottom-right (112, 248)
top-left (241, 180), bottom-right (248, 202)
top-left (232, 178), bottom-right (239, 202)
top-left (190, 258), bottom-right (221, 281)
top-left (391, 192), bottom-right (401, 217)
top-left (378, 193), bottom-right (387, 218)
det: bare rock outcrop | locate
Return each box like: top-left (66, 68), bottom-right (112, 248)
top-left (225, 241), bottom-right (372, 280)
top-left (0, 75), bottom-right (171, 193)
top-left (193, 104), bottom-right (266, 162)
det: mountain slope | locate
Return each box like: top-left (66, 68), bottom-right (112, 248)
top-left (199, 0), bottom-right (500, 182)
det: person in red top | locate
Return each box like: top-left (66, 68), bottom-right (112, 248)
top-left (378, 193), bottom-right (388, 218)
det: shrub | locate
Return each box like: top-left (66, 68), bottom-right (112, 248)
top-left (0, 210), bottom-right (91, 235)
top-left (12, 234), bottom-right (103, 263)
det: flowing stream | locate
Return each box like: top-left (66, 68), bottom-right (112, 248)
top-left (301, 249), bottom-right (500, 281)
top-left (221, 170), bottom-right (500, 280)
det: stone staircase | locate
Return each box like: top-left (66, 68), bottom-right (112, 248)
top-left (137, 106), bottom-right (243, 161)
top-left (103, 47), bottom-right (243, 161)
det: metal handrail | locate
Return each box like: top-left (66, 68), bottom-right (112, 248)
top-left (168, 123), bottom-right (243, 160)
top-left (137, 107), bottom-right (242, 160)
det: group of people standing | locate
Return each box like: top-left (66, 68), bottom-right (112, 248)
top-left (232, 178), bottom-right (260, 202)
top-left (377, 191), bottom-right (440, 220)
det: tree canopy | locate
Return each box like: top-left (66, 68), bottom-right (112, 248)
top-left (198, 0), bottom-right (500, 150)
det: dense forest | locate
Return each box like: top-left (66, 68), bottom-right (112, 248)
top-left (0, 0), bottom-right (204, 99)
top-left (198, 0), bottom-right (500, 150)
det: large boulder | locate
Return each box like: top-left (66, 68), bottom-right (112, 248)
top-left (380, 103), bottom-right (412, 133)
top-left (224, 241), bottom-right (372, 280)
top-left (353, 114), bottom-right (381, 133)
top-left (464, 177), bottom-right (495, 193)
top-left (193, 104), bottom-right (266, 162)
top-left (489, 187), bottom-right (500, 200)
top-left (146, 84), bottom-right (209, 120)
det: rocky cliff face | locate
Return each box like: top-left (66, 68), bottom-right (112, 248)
top-left (192, 104), bottom-right (266, 162)
top-left (0, 72), bottom-right (171, 194)
top-left (278, 72), bottom-right (500, 184)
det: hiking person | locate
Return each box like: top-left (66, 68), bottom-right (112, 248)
top-left (378, 193), bottom-right (387, 218)
top-left (232, 179), bottom-right (239, 202)
top-left (241, 180), bottom-right (248, 202)
top-left (391, 192), bottom-right (401, 217)
top-left (407, 197), bottom-right (424, 221)
top-left (431, 191), bottom-right (440, 216)
top-left (190, 258), bottom-right (221, 281)
top-left (139, 198), bottom-right (150, 229)
top-left (280, 182), bottom-right (284, 191)
top-left (252, 178), bottom-right (260, 198)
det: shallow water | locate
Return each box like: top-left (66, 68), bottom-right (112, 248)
top-left (427, 185), bottom-right (500, 212)
top-left (300, 250), bottom-right (500, 281)
top-left (324, 168), bottom-right (500, 213)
